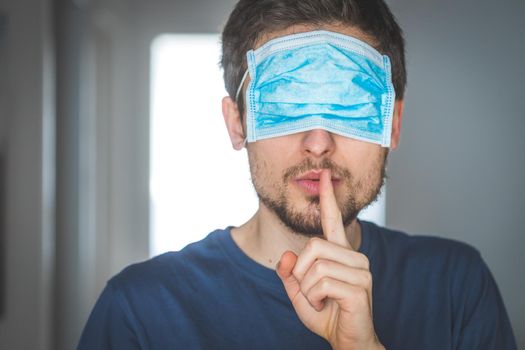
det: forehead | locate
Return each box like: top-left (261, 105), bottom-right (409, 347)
top-left (254, 23), bottom-right (379, 50)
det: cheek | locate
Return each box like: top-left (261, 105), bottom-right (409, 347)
top-left (357, 150), bottom-right (387, 189)
top-left (247, 148), bottom-right (283, 187)
top-left (337, 140), bottom-right (384, 173)
top-left (336, 146), bottom-right (386, 197)
top-left (247, 151), bottom-right (265, 179)
top-left (248, 140), bottom-right (296, 176)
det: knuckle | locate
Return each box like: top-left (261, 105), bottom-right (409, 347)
top-left (306, 237), bottom-right (323, 252)
top-left (319, 277), bottom-right (332, 291)
top-left (312, 260), bottom-right (327, 276)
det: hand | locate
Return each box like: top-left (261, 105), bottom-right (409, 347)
top-left (276, 169), bottom-right (384, 350)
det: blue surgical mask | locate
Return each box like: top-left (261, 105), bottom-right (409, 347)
top-left (236, 30), bottom-right (395, 147)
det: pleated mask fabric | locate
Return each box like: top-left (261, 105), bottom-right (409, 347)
top-left (236, 30), bottom-right (395, 147)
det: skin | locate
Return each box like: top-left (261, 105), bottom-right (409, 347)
top-left (222, 23), bottom-right (404, 350)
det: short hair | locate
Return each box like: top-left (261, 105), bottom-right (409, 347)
top-left (221, 0), bottom-right (407, 116)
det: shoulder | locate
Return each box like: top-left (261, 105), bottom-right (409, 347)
top-left (108, 228), bottom-right (229, 294)
top-left (361, 220), bottom-right (489, 294)
top-left (362, 222), bottom-right (517, 347)
top-left (363, 220), bottom-right (482, 269)
top-left (78, 229), bottom-right (233, 349)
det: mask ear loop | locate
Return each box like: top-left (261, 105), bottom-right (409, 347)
top-left (235, 69), bottom-right (250, 149)
top-left (235, 137), bottom-right (247, 149)
top-left (235, 70), bottom-right (249, 101)
top-left (232, 138), bottom-right (247, 149)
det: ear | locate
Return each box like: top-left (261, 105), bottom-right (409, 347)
top-left (222, 96), bottom-right (246, 150)
top-left (390, 100), bottom-right (404, 150)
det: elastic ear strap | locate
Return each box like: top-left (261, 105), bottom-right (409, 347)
top-left (235, 70), bottom-right (249, 101)
top-left (236, 137), bottom-right (247, 149)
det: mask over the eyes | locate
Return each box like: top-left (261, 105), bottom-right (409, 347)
top-left (236, 30), bottom-right (395, 147)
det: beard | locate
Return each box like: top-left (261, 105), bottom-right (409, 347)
top-left (249, 152), bottom-right (388, 237)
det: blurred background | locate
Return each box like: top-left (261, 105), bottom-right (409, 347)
top-left (0, 0), bottom-right (523, 349)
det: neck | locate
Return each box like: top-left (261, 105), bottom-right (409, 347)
top-left (230, 202), bottom-right (362, 270)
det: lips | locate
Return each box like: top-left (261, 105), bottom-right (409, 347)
top-left (294, 170), bottom-right (340, 195)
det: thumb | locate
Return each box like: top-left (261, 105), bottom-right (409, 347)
top-left (276, 251), bottom-right (301, 301)
top-left (277, 251), bottom-right (325, 318)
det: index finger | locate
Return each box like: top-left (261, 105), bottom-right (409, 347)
top-left (320, 169), bottom-right (352, 249)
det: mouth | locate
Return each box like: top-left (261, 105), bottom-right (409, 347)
top-left (293, 170), bottom-right (340, 196)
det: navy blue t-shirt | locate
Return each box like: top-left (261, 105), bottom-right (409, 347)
top-left (77, 221), bottom-right (516, 349)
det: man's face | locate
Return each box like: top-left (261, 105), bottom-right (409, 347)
top-left (242, 24), bottom-right (392, 237)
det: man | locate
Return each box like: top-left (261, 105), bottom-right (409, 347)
top-left (78, 0), bottom-right (516, 349)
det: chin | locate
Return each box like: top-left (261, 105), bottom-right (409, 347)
top-left (288, 223), bottom-right (324, 238)
top-left (281, 208), bottom-right (324, 237)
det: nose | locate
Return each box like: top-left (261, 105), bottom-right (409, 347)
top-left (301, 129), bottom-right (335, 158)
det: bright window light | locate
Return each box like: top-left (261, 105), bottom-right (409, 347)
top-left (149, 34), bottom-right (385, 257)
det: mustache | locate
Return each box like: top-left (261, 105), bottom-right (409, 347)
top-left (283, 158), bottom-right (353, 183)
